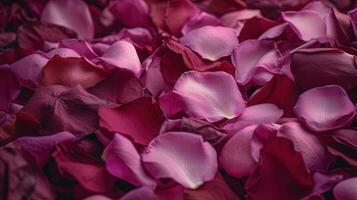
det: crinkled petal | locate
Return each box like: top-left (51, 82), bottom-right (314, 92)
top-left (220, 125), bottom-right (257, 178)
top-left (41, 0), bottom-right (94, 38)
top-left (180, 26), bottom-right (238, 61)
top-left (142, 132), bottom-right (217, 189)
top-left (42, 55), bottom-right (108, 88)
top-left (173, 71), bottom-right (245, 122)
top-left (294, 85), bottom-right (355, 132)
top-left (99, 97), bottom-right (165, 146)
top-left (103, 133), bottom-right (155, 186)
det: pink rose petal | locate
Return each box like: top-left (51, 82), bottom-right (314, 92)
top-left (41, 0), bottom-right (94, 39)
top-left (333, 177), bottom-right (357, 200)
top-left (142, 132), bottom-right (217, 189)
top-left (103, 133), bottom-right (156, 187)
top-left (294, 85), bottom-right (355, 132)
top-left (181, 12), bottom-right (221, 35)
top-left (173, 71), bottom-right (245, 122)
top-left (180, 26), bottom-right (238, 61)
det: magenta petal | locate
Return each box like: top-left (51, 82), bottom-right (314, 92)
top-left (13, 131), bottom-right (75, 166)
top-left (231, 39), bottom-right (280, 85)
top-left (278, 122), bottom-right (331, 171)
top-left (173, 71), bottom-right (245, 122)
top-left (83, 195), bottom-right (112, 200)
top-left (103, 133), bottom-right (156, 187)
top-left (181, 12), bottom-right (221, 35)
top-left (98, 40), bottom-right (141, 76)
top-left (304, 172), bottom-right (343, 199)
top-left (120, 187), bottom-right (158, 200)
top-left (180, 26), bottom-right (238, 61)
top-left (142, 132), bottom-right (218, 189)
top-left (59, 39), bottom-right (98, 59)
top-left (282, 10), bottom-right (326, 42)
top-left (349, 7), bottom-right (357, 38)
top-left (333, 177), bottom-right (357, 200)
top-left (294, 85), bottom-right (355, 132)
top-left (220, 125), bottom-right (257, 178)
top-left (11, 53), bottom-right (49, 89)
top-left (0, 66), bottom-right (20, 111)
top-left (41, 0), bottom-right (94, 38)
top-left (108, 0), bottom-right (151, 28)
top-left (47, 48), bottom-right (81, 58)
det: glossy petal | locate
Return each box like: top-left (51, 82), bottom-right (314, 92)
top-left (173, 71), bottom-right (245, 122)
top-left (294, 85), bottom-right (355, 132)
top-left (103, 133), bottom-right (156, 187)
top-left (180, 26), bottom-right (238, 61)
top-left (220, 125), bottom-right (257, 178)
top-left (291, 48), bottom-right (357, 91)
top-left (99, 97), bottom-right (165, 146)
top-left (42, 55), bottom-right (108, 88)
top-left (333, 177), bottom-right (357, 200)
top-left (142, 132), bottom-right (218, 189)
top-left (98, 40), bottom-right (141, 76)
top-left (232, 39), bottom-right (280, 85)
top-left (41, 0), bottom-right (94, 38)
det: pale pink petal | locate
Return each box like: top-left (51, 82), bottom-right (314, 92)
top-left (278, 122), bottom-right (331, 170)
top-left (83, 195), bottom-right (112, 200)
top-left (221, 104), bottom-right (283, 135)
top-left (294, 85), bottom-right (355, 132)
top-left (142, 132), bottom-right (217, 189)
top-left (180, 26), bottom-right (238, 61)
top-left (220, 125), bottom-right (257, 178)
top-left (173, 71), bottom-right (245, 122)
top-left (181, 12), bottom-right (221, 35)
top-left (41, 0), bottom-right (94, 39)
top-left (13, 131), bottom-right (75, 166)
top-left (98, 40), bottom-right (141, 76)
top-left (333, 177), bottom-right (357, 200)
top-left (103, 134), bottom-right (156, 187)
top-left (11, 53), bottom-right (49, 89)
top-left (231, 39), bottom-right (280, 85)
top-left (282, 10), bottom-right (327, 42)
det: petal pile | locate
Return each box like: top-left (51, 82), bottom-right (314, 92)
top-left (1, 0), bottom-right (357, 199)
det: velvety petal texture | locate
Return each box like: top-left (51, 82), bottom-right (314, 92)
top-left (103, 133), bottom-right (155, 187)
top-left (142, 132), bottom-right (218, 189)
top-left (294, 85), bottom-right (355, 132)
top-left (41, 0), bottom-right (94, 38)
top-left (173, 71), bottom-right (245, 122)
top-left (180, 26), bottom-right (238, 61)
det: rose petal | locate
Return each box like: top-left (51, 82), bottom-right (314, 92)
top-left (291, 48), bottom-right (357, 91)
top-left (99, 97), bottom-right (165, 146)
top-left (98, 40), bottom-right (142, 76)
top-left (142, 132), bottom-right (217, 189)
top-left (220, 125), bottom-right (257, 178)
top-left (103, 133), bottom-right (155, 187)
top-left (0, 66), bottom-right (20, 111)
top-left (21, 85), bottom-right (106, 136)
top-left (12, 131), bottom-right (75, 166)
top-left (42, 55), bottom-right (108, 88)
top-left (41, 0), bottom-right (94, 38)
top-left (181, 12), bottom-right (221, 35)
top-left (333, 177), bottom-right (357, 200)
top-left (47, 48), bottom-right (80, 58)
top-left (245, 137), bottom-right (315, 200)
top-left (10, 53), bottom-right (48, 89)
top-left (294, 85), bottom-right (355, 132)
top-left (278, 122), bottom-right (331, 171)
top-left (231, 39), bottom-right (280, 85)
top-left (59, 39), bottom-right (98, 59)
top-left (173, 71), bottom-right (245, 122)
top-left (180, 26), bottom-right (238, 61)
